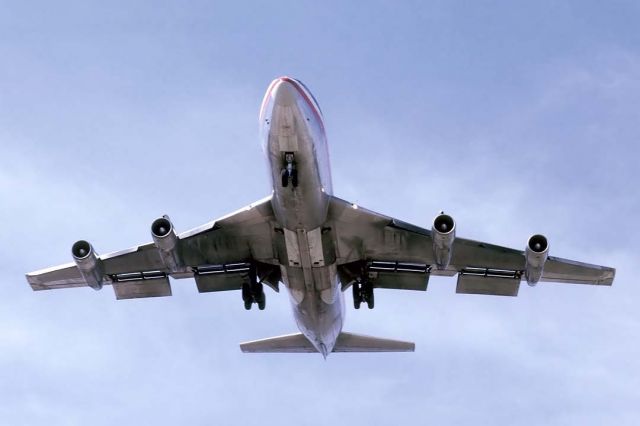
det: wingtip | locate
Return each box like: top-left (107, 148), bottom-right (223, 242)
top-left (25, 273), bottom-right (43, 291)
top-left (603, 267), bottom-right (616, 286)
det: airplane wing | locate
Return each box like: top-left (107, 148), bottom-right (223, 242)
top-left (329, 196), bottom-right (615, 296)
top-left (26, 196), bottom-right (281, 300)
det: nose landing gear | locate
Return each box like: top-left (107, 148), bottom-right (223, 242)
top-left (281, 152), bottom-right (298, 188)
top-left (352, 279), bottom-right (374, 310)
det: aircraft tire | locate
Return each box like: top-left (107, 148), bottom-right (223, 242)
top-left (291, 169), bottom-right (298, 187)
top-left (364, 282), bottom-right (374, 309)
top-left (242, 283), bottom-right (251, 303)
top-left (257, 292), bottom-right (266, 310)
top-left (281, 169), bottom-right (289, 187)
top-left (244, 299), bottom-right (252, 310)
top-left (352, 283), bottom-right (361, 309)
top-left (366, 291), bottom-right (374, 309)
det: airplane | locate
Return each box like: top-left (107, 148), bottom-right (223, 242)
top-left (26, 76), bottom-right (616, 357)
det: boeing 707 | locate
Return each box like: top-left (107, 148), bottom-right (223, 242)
top-left (26, 77), bottom-right (615, 356)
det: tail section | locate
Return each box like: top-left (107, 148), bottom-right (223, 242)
top-left (333, 332), bottom-right (414, 352)
top-left (240, 332), bottom-right (414, 354)
top-left (240, 333), bottom-right (316, 353)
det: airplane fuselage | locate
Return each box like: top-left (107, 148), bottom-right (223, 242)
top-left (25, 76), bottom-right (615, 356)
top-left (260, 77), bottom-right (344, 356)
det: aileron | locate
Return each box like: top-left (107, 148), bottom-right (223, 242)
top-left (541, 256), bottom-right (615, 285)
top-left (27, 263), bottom-right (86, 291)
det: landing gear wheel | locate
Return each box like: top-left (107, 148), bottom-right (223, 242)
top-left (363, 282), bottom-right (375, 309)
top-left (352, 282), bottom-right (362, 309)
top-left (251, 282), bottom-right (264, 298)
top-left (242, 266), bottom-right (266, 311)
top-left (242, 282), bottom-right (251, 302)
top-left (366, 290), bottom-right (374, 309)
top-left (282, 152), bottom-right (297, 189)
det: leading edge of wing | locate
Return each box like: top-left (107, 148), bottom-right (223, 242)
top-left (94, 194), bottom-right (274, 261)
top-left (328, 195), bottom-right (431, 235)
top-left (179, 194), bottom-right (273, 239)
top-left (26, 195), bottom-right (276, 291)
top-left (328, 195), bottom-right (615, 287)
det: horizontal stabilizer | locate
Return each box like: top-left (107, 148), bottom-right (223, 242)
top-left (240, 332), bottom-right (414, 353)
top-left (240, 333), bottom-right (316, 353)
top-left (333, 332), bottom-right (415, 352)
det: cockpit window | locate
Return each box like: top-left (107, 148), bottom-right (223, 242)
top-left (292, 78), bottom-right (323, 116)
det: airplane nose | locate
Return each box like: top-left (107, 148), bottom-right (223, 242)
top-left (272, 79), bottom-right (299, 107)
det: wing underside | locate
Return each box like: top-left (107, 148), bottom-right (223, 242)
top-left (27, 194), bottom-right (615, 300)
top-left (26, 196), bottom-right (281, 299)
top-left (329, 196), bottom-right (614, 296)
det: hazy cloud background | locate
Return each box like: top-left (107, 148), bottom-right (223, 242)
top-left (0, 1), bottom-right (638, 424)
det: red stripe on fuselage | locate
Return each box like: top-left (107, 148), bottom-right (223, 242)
top-left (260, 76), bottom-right (325, 133)
top-left (259, 78), bottom-right (280, 119)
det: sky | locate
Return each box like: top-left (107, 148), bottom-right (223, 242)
top-left (0, 1), bottom-right (639, 424)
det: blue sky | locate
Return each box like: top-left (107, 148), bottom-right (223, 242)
top-left (1, 1), bottom-right (639, 424)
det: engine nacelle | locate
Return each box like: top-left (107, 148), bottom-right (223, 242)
top-left (71, 240), bottom-right (104, 290)
top-left (432, 213), bottom-right (456, 269)
top-left (525, 234), bottom-right (549, 286)
top-left (151, 215), bottom-right (183, 272)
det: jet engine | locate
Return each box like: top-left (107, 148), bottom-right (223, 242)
top-left (151, 216), bottom-right (183, 272)
top-left (432, 213), bottom-right (456, 269)
top-left (525, 234), bottom-right (549, 286)
top-left (71, 240), bottom-right (104, 290)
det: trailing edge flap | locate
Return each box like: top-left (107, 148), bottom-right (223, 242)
top-left (239, 332), bottom-right (415, 353)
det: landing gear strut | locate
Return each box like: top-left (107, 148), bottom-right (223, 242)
top-left (242, 266), bottom-right (266, 310)
top-left (352, 279), bottom-right (374, 310)
top-left (281, 152), bottom-right (298, 188)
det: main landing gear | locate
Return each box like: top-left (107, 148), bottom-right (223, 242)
top-left (352, 279), bottom-right (374, 310)
top-left (281, 152), bottom-right (298, 188)
top-left (242, 267), bottom-right (266, 310)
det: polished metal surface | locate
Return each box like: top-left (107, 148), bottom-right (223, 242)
top-left (262, 78), bottom-right (332, 231)
top-left (240, 332), bottom-right (414, 354)
top-left (525, 234), bottom-right (549, 286)
top-left (431, 213), bottom-right (456, 269)
top-left (26, 76), bottom-right (616, 355)
top-left (71, 240), bottom-right (104, 290)
top-left (151, 216), bottom-right (183, 273)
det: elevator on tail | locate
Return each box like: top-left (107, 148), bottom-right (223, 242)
top-left (26, 77), bottom-right (615, 357)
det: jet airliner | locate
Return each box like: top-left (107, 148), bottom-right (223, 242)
top-left (26, 77), bottom-right (615, 356)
